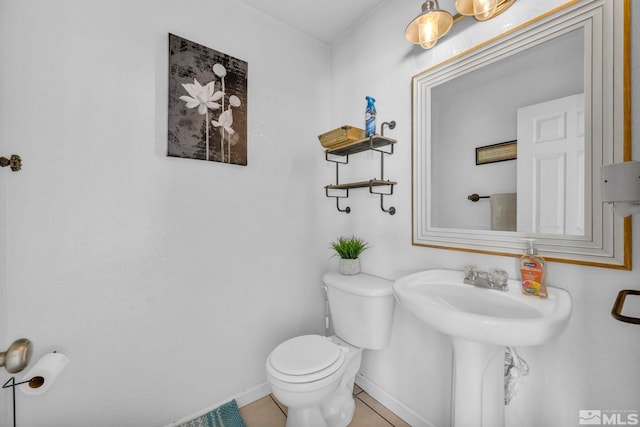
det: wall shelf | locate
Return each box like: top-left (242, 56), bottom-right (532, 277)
top-left (326, 179), bottom-right (398, 190)
top-left (324, 123), bottom-right (397, 215)
top-left (326, 135), bottom-right (396, 156)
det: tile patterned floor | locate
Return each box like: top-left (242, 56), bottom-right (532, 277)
top-left (239, 384), bottom-right (411, 427)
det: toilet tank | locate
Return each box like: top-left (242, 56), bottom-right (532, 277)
top-left (323, 271), bottom-right (395, 350)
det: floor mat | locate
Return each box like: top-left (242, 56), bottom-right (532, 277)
top-left (179, 399), bottom-right (248, 427)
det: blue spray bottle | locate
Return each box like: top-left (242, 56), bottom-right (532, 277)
top-left (365, 96), bottom-right (376, 137)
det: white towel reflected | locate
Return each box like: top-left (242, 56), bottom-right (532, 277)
top-left (490, 193), bottom-right (517, 231)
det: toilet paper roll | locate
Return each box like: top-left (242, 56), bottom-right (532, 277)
top-left (19, 352), bottom-right (69, 396)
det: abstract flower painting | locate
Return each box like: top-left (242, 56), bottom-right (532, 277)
top-left (168, 34), bottom-right (248, 166)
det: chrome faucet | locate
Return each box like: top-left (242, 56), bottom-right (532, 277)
top-left (464, 266), bottom-right (509, 291)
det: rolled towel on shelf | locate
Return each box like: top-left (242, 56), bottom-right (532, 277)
top-left (490, 193), bottom-right (517, 231)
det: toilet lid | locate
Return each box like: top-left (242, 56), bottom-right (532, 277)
top-left (268, 335), bottom-right (345, 382)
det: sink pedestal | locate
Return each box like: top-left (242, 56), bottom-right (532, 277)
top-left (451, 338), bottom-right (505, 427)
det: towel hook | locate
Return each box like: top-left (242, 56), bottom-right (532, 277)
top-left (380, 196), bottom-right (396, 215)
top-left (336, 197), bottom-right (351, 214)
top-left (381, 121), bottom-right (396, 136)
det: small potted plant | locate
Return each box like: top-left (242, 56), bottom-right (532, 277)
top-left (330, 235), bottom-right (370, 275)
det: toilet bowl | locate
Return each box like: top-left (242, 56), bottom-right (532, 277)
top-left (266, 272), bottom-right (395, 427)
top-left (266, 335), bottom-right (362, 427)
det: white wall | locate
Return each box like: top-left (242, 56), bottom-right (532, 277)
top-left (0, 0), bottom-right (9, 421)
top-left (0, 1), bottom-right (331, 426)
top-left (329, 1), bottom-right (640, 426)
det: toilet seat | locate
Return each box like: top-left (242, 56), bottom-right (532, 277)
top-left (267, 335), bottom-right (346, 384)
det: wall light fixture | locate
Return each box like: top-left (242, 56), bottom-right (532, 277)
top-left (405, 0), bottom-right (517, 49)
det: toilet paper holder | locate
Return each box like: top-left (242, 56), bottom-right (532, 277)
top-left (2, 376), bottom-right (43, 427)
top-left (2, 375), bottom-right (44, 390)
top-left (2, 347), bottom-right (69, 427)
top-left (2, 376), bottom-right (46, 426)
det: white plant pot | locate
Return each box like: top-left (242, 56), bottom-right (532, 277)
top-left (339, 258), bottom-right (360, 275)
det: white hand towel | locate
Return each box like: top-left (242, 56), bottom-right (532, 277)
top-left (490, 193), bottom-right (517, 231)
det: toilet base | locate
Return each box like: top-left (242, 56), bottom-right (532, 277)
top-left (320, 384), bottom-right (356, 427)
top-left (284, 373), bottom-right (357, 427)
top-left (280, 369), bottom-right (357, 427)
top-left (286, 406), bottom-right (329, 427)
top-left (270, 336), bottom-right (363, 427)
top-left (319, 337), bottom-right (362, 427)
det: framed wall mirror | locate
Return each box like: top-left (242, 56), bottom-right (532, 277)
top-left (412, 0), bottom-right (631, 269)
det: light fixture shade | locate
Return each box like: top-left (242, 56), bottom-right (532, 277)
top-left (474, 0), bottom-right (498, 20)
top-left (405, 1), bottom-right (453, 48)
top-left (420, 38), bottom-right (438, 49)
top-left (455, 0), bottom-right (516, 21)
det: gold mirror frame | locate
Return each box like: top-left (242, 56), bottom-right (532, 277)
top-left (411, 0), bottom-right (631, 269)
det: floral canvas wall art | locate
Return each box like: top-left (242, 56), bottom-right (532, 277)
top-left (168, 34), bottom-right (248, 166)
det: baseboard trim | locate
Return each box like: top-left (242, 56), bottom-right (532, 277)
top-left (165, 382), bottom-right (271, 427)
top-left (234, 381), bottom-right (272, 407)
top-left (355, 373), bottom-right (438, 427)
top-left (168, 375), bottom-right (438, 427)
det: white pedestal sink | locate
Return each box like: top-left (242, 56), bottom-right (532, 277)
top-left (393, 269), bottom-right (572, 427)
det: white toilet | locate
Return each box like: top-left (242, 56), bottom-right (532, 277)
top-left (266, 271), bottom-right (395, 427)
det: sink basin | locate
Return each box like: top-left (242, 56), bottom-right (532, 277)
top-left (393, 269), bottom-right (572, 347)
top-left (393, 269), bottom-right (572, 427)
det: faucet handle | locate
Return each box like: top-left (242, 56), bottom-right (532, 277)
top-left (464, 265), bottom-right (478, 279)
top-left (490, 269), bottom-right (509, 286)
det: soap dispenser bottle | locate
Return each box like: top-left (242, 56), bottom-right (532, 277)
top-left (520, 240), bottom-right (547, 298)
